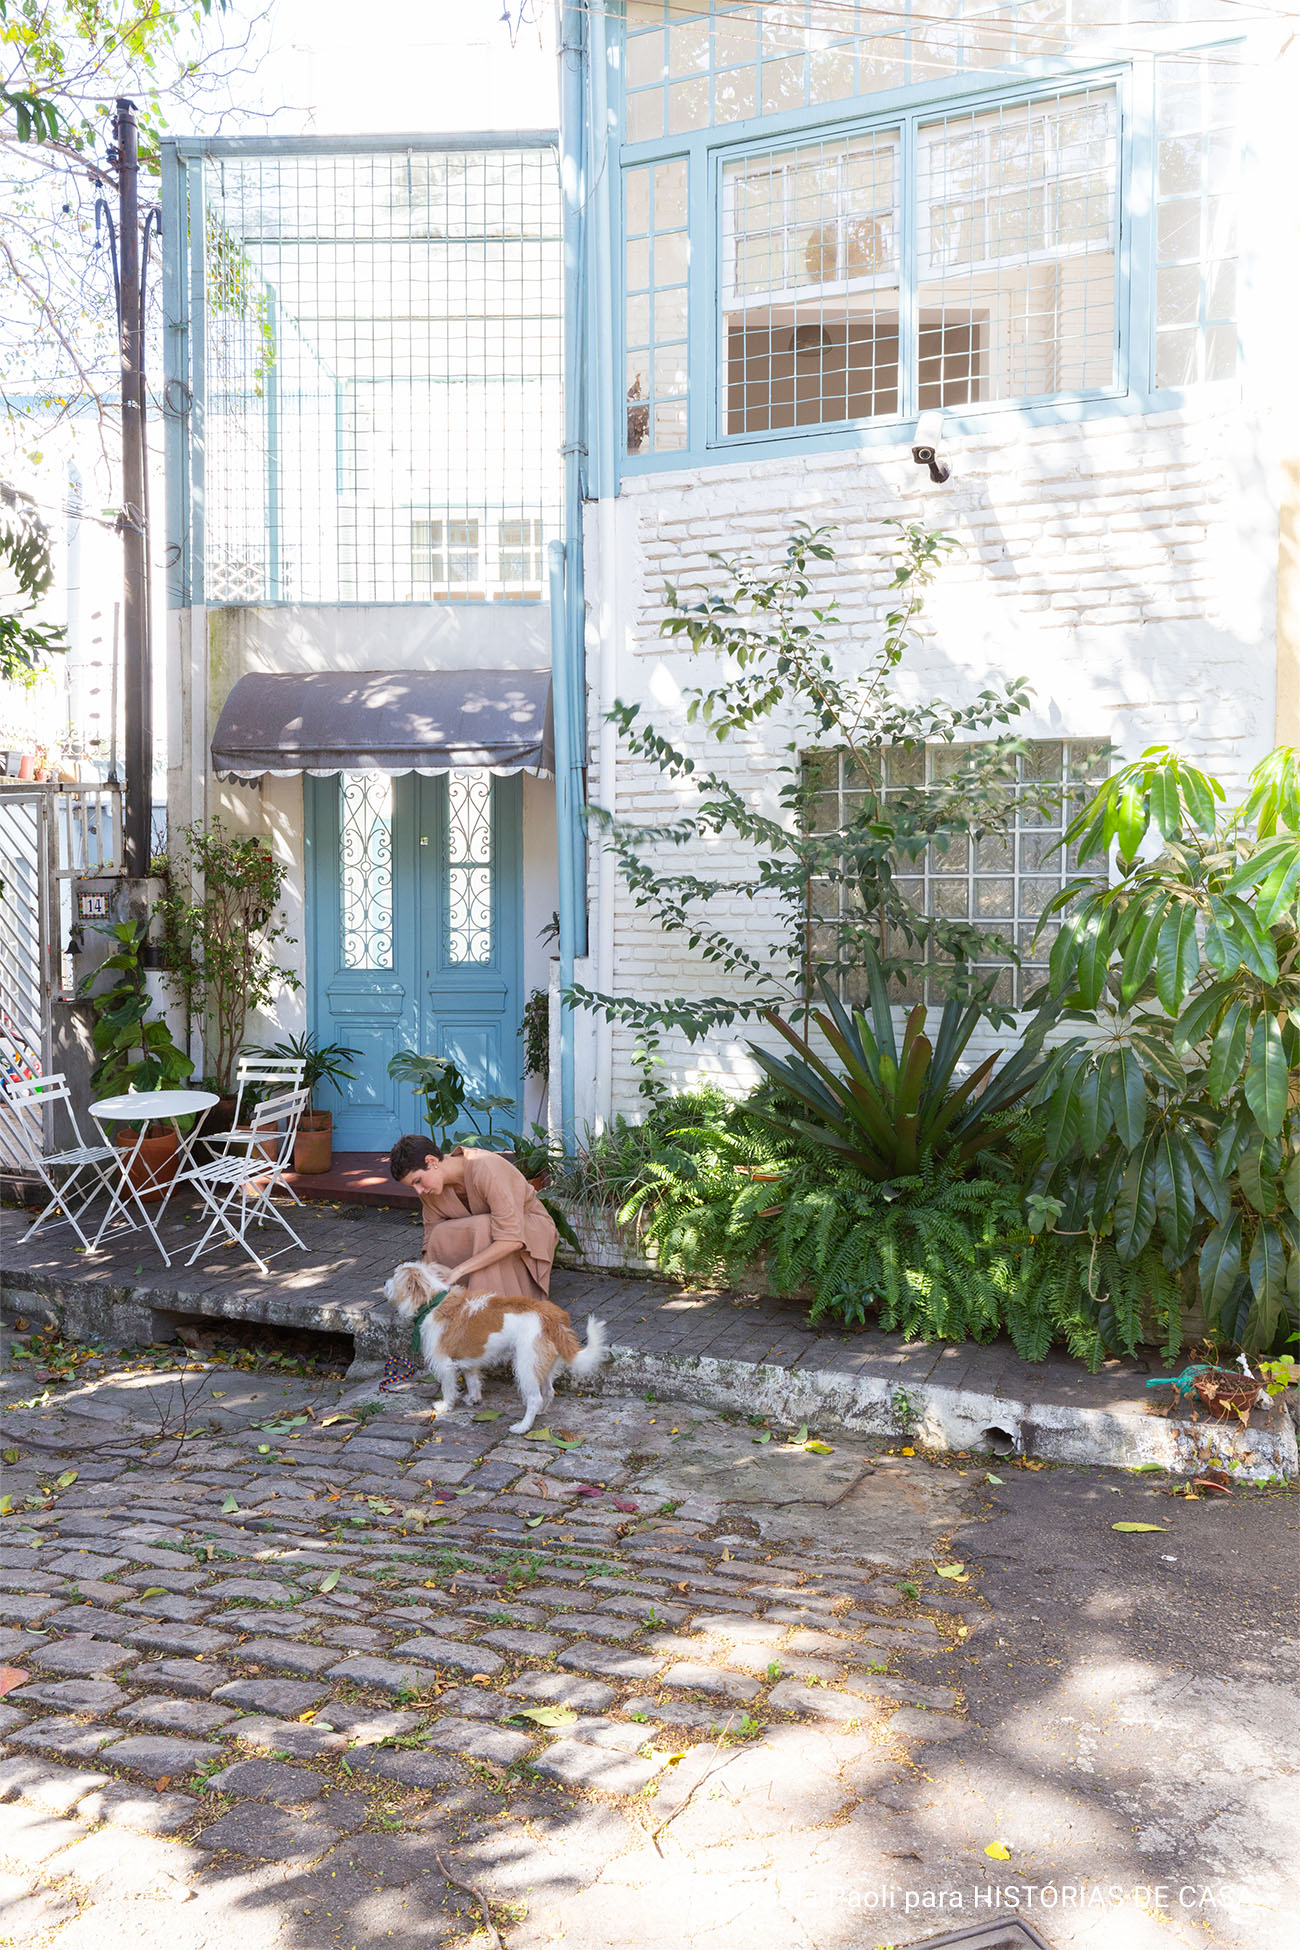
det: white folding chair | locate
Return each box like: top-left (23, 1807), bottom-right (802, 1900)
top-left (0, 1072), bottom-right (128, 1249)
top-left (175, 1085), bottom-right (310, 1272)
top-left (199, 1055), bottom-right (308, 1203)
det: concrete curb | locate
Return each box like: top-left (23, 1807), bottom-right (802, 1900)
top-left (598, 1344), bottom-right (1300, 1483)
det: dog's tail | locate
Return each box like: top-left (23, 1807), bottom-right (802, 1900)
top-left (565, 1315), bottom-right (608, 1380)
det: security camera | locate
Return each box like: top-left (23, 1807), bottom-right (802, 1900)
top-left (911, 411), bottom-right (951, 484)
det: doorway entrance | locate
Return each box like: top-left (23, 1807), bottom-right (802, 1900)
top-left (305, 770), bottom-right (522, 1151)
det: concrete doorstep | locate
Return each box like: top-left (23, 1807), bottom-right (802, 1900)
top-left (2, 1197), bottom-right (1295, 1481)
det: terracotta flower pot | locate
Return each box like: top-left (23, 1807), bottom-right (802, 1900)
top-left (116, 1128), bottom-right (179, 1203)
top-left (293, 1111), bottom-right (333, 1174)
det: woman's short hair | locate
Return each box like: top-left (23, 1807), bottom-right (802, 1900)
top-left (389, 1133), bottom-right (443, 1181)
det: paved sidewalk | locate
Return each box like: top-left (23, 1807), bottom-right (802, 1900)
top-left (2, 1199), bottom-right (1295, 1478)
top-left (0, 1350), bottom-right (1293, 1950)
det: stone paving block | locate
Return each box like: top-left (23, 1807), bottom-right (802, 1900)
top-left (9, 1715), bottom-right (122, 1760)
top-left (200, 1607), bottom-right (313, 1638)
top-left (53, 1825), bottom-right (211, 1897)
top-left (45, 1551), bottom-right (132, 1580)
top-left (130, 1658), bottom-right (230, 1698)
top-left (7, 1677), bottom-right (132, 1715)
top-left (346, 1748), bottom-right (468, 1791)
top-left (478, 1627), bottom-right (565, 1657)
top-left (203, 1577), bottom-right (301, 1603)
top-left (0, 1868), bottom-right (75, 1935)
top-left (122, 1622), bottom-right (233, 1658)
top-left (58, 1578), bottom-right (128, 1607)
top-left (0, 1754), bottom-right (108, 1815)
top-left (119, 1695), bottom-right (237, 1735)
top-left (75, 1780), bottom-right (199, 1835)
top-left (529, 1738), bottom-right (665, 1797)
top-left (0, 1594), bottom-right (63, 1624)
top-left (886, 1706), bottom-right (968, 1742)
top-left (313, 1703), bottom-right (425, 1743)
top-left (119, 1568), bottom-right (208, 1593)
top-left (659, 1662), bottom-right (762, 1703)
top-left (387, 1636), bottom-right (503, 1676)
top-left (549, 1611), bottom-right (639, 1641)
top-left (623, 1696), bottom-right (731, 1732)
top-left (0, 1703), bottom-right (29, 1736)
top-left (320, 1654), bottom-right (428, 1695)
top-left (426, 1685), bottom-right (511, 1722)
top-left (0, 1802), bottom-right (86, 1872)
top-left (224, 1716), bottom-right (348, 1758)
top-left (556, 1645), bottom-right (661, 1683)
top-left (41, 1602), bottom-right (135, 1636)
top-left (205, 1757), bottom-right (325, 1802)
top-left (120, 1592), bottom-right (213, 1623)
top-left (421, 1717), bottom-right (534, 1766)
top-left (28, 1636), bottom-right (138, 1677)
top-left (196, 1801), bottom-right (342, 1862)
top-left (230, 1636), bottom-right (340, 1675)
top-left (0, 1630), bottom-right (45, 1661)
top-left (211, 1675), bottom-right (327, 1716)
top-left (503, 1672), bottom-right (616, 1711)
top-left (837, 1671), bottom-right (962, 1710)
top-left (101, 1733), bottom-right (223, 1780)
top-left (767, 1679), bottom-right (884, 1725)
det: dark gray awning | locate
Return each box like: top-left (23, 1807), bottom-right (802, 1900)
top-left (211, 669), bottom-right (553, 779)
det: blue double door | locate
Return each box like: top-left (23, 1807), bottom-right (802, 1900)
top-left (306, 770), bottom-right (523, 1152)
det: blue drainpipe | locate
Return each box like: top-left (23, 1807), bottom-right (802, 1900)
top-left (554, 0), bottom-right (590, 1152)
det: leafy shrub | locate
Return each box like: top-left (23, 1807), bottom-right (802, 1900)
top-left (1032, 745), bottom-right (1299, 1354)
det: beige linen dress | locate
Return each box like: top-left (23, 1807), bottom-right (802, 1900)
top-left (418, 1146), bottom-right (558, 1299)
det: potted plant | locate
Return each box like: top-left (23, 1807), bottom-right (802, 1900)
top-left (81, 917), bottom-right (195, 1199)
top-left (157, 822), bottom-right (301, 1101)
top-left (244, 1033), bottom-right (358, 1173)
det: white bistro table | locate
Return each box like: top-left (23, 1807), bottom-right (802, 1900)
top-left (89, 1088), bottom-right (219, 1266)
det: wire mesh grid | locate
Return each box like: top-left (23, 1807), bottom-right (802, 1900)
top-left (807, 739), bottom-right (1110, 1008)
top-left (200, 146), bottom-right (562, 605)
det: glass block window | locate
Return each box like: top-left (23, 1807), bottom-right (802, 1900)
top-left (917, 86), bottom-right (1118, 403)
top-left (411, 518), bottom-right (482, 593)
top-left (447, 769), bottom-right (493, 965)
top-left (340, 772), bottom-right (394, 970)
top-left (622, 2), bottom-right (1201, 139)
top-left (720, 85), bottom-right (1117, 436)
top-left (1153, 49), bottom-right (1240, 389)
top-left (497, 518), bottom-right (546, 593)
top-left (806, 739), bottom-right (1109, 1009)
top-left (624, 158), bottom-right (690, 454)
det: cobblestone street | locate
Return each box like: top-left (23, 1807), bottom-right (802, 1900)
top-left (0, 1340), bottom-right (1295, 1950)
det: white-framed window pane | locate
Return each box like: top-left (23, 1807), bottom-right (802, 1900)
top-left (340, 772), bottom-right (394, 970)
top-left (624, 158), bottom-right (690, 455)
top-left (1154, 48), bottom-right (1240, 391)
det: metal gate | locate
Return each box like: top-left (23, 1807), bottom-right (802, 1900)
top-left (0, 783), bottom-right (123, 1169)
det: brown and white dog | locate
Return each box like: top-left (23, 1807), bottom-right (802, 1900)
top-left (383, 1260), bottom-right (608, 1433)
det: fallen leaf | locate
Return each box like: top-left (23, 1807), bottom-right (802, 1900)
top-left (0, 1667), bottom-right (29, 1698)
top-left (139, 1587), bottom-right (168, 1600)
top-left (523, 1427), bottom-right (553, 1442)
top-left (320, 1415), bottom-right (353, 1428)
top-left (985, 1473), bottom-right (1003, 1484)
top-left (1, 1449), bottom-right (19, 1464)
top-left (510, 1705), bottom-right (577, 1728)
top-left (0, 1496), bottom-right (13, 1516)
top-left (473, 1410), bottom-right (501, 1422)
top-left (155, 1776), bottom-right (172, 1791)
top-left (900, 1446), bottom-right (915, 1457)
top-left (752, 1432), bottom-right (771, 1445)
top-left (1112, 1522), bottom-right (1168, 1533)
top-left (55, 1470), bottom-right (78, 1488)
top-left (610, 1498), bottom-right (638, 1514)
top-left (221, 1494), bottom-right (239, 1513)
top-left (470, 1673), bottom-right (492, 1684)
top-left (525, 1516), bottom-right (546, 1528)
top-left (934, 1563), bottom-right (968, 1582)
top-left (804, 1439), bottom-right (834, 1454)
top-left (298, 1709), bottom-right (318, 1723)
top-left (257, 1444), bottom-right (271, 1455)
top-left (985, 1841), bottom-right (1011, 1860)
top-left (319, 1570), bottom-right (341, 1592)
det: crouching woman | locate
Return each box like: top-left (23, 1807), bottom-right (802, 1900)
top-left (389, 1134), bottom-right (558, 1300)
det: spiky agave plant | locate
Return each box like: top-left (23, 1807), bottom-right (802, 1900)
top-left (748, 954), bottom-right (1058, 1181)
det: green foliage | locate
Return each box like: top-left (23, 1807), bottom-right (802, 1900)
top-left (750, 956), bottom-right (1056, 1180)
top-left (1033, 745), bottom-right (1300, 1355)
top-left (603, 1096), bottom-right (1177, 1368)
top-left (156, 823), bottom-right (300, 1093)
top-left (387, 1051), bottom-right (466, 1147)
top-left (245, 1033), bottom-right (357, 1113)
top-left (0, 488), bottom-right (67, 686)
top-left (571, 522), bottom-right (1053, 1090)
top-left (80, 917), bottom-right (193, 1108)
top-left (520, 986), bottom-right (550, 1079)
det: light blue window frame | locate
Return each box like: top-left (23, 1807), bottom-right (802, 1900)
top-left (608, 23), bottom-right (1248, 479)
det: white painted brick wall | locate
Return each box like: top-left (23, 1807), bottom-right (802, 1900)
top-left (583, 400), bottom-right (1279, 1123)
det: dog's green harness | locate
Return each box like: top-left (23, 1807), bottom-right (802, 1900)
top-left (410, 1291), bottom-right (449, 1357)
